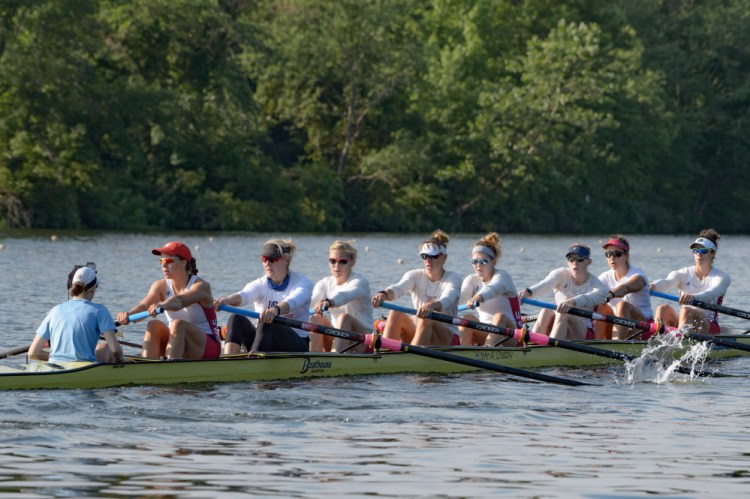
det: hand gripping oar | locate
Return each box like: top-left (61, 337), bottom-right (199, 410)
top-left (518, 298), bottom-right (732, 376)
top-left (309, 303), bottom-right (473, 315)
top-left (650, 290), bottom-right (750, 321)
top-left (522, 298), bottom-right (661, 336)
top-left (0, 309), bottom-right (161, 360)
top-left (219, 304), bottom-right (588, 386)
top-left (648, 291), bottom-right (750, 353)
top-left (379, 302), bottom-right (720, 378)
top-left (115, 308), bottom-right (164, 327)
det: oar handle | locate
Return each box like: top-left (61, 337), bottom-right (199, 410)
top-left (115, 307), bottom-right (164, 327)
top-left (379, 302), bottom-right (543, 345)
top-left (650, 290), bottom-right (679, 302)
top-left (316, 302), bottom-right (472, 315)
top-left (522, 298), bottom-right (659, 334)
top-left (218, 305), bottom-right (375, 347)
top-left (522, 298), bottom-right (555, 311)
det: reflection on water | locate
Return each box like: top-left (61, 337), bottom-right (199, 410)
top-left (1, 366), bottom-right (749, 497)
top-left (0, 232), bottom-right (749, 497)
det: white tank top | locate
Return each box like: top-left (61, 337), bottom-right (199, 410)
top-left (164, 275), bottom-right (217, 337)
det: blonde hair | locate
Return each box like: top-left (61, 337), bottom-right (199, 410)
top-left (473, 232), bottom-right (502, 259)
top-left (329, 240), bottom-right (358, 262)
top-left (263, 238), bottom-right (297, 257)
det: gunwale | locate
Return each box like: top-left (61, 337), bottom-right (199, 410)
top-left (0, 334), bottom-right (748, 390)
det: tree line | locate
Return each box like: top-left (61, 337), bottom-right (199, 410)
top-left (1, 0), bottom-right (748, 233)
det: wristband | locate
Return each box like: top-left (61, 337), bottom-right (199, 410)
top-left (378, 290), bottom-right (388, 297)
top-left (525, 288), bottom-right (533, 296)
top-left (274, 305), bottom-right (282, 315)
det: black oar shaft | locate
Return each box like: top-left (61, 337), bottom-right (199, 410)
top-left (219, 305), bottom-right (588, 386)
top-left (386, 303), bottom-right (719, 378)
top-left (685, 332), bottom-right (750, 353)
top-left (651, 290), bottom-right (750, 321)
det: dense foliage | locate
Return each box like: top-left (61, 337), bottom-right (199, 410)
top-left (1, 0), bottom-right (748, 233)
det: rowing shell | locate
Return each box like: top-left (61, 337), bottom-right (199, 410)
top-left (0, 333), bottom-right (748, 390)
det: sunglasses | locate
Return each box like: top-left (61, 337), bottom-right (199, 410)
top-left (567, 256), bottom-right (586, 263)
top-left (471, 258), bottom-right (490, 266)
top-left (261, 255), bottom-right (282, 263)
top-left (604, 251), bottom-right (625, 258)
top-left (328, 258), bottom-right (350, 265)
top-left (693, 248), bottom-right (713, 255)
top-left (159, 257), bottom-right (181, 265)
top-left (420, 253), bottom-right (443, 261)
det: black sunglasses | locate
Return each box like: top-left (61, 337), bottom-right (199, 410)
top-left (328, 258), bottom-right (349, 265)
top-left (420, 253), bottom-right (443, 261)
top-left (604, 251), bottom-right (625, 258)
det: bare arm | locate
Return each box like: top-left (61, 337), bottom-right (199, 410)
top-left (28, 335), bottom-right (49, 361)
top-left (101, 330), bottom-right (124, 363)
top-left (117, 279), bottom-right (165, 325)
top-left (159, 279), bottom-right (212, 311)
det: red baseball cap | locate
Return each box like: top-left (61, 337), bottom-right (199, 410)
top-left (151, 241), bottom-right (192, 260)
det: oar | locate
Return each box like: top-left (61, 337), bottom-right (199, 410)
top-left (650, 290), bottom-right (750, 321)
top-left (0, 309), bottom-right (161, 360)
top-left (219, 304), bottom-right (589, 386)
top-left (309, 303), bottom-right (472, 315)
top-left (379, 302), bottom-right (719, 378)
top-left (115, 308), bottom-right (164, 326)
top-left (648, 291), bottom-right (750, 353)
top-left (519, 298), bottom-right (742, 375)
top-left (522, 298), bottom-right (661, 336)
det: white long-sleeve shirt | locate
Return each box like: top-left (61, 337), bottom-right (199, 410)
top-left (311, 272), bottom-right (373, 328)
top-left (598, 265), bottom-right (653, 319)
top-left (386, 269), bottom-right (462, 334)
top-left (236, 271), bottom-right (313, 338)
top-left (651, 266), bottom-right (731, 322)
top-left (528, 268), bottom-right (607, 329)
top-left (460, 270), bottom-right (522, 326)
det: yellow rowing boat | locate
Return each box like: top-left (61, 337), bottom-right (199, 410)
top-left (0, 334), bottom-right (748, 390)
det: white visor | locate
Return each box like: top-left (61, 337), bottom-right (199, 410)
top-left (689, 237), bottom-right (717, 251)
top-left (419, 242), bottom-right (446, 256)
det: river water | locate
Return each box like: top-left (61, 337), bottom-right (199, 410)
top-left (0, 231), bottom-right (748, 498)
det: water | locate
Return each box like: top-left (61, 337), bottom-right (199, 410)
top-left (0, 231), bottom-right (749, 498)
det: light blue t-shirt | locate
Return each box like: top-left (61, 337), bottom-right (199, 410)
top-left (36, 299), bottom-right (117, 362)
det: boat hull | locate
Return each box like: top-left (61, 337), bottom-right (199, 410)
top-left (1, 336), bottom-right (748, 390)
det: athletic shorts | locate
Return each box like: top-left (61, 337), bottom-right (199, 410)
top-left (585, 327), bottom-right (595, 340)
top-left (202, 334), bottom-right (221, 359)
top-left (708, 320), bottom-right (720, 335)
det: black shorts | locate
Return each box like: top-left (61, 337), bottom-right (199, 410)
top-left (225, 314), bottom-right (309, 352)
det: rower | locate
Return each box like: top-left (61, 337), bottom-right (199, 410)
top-left (214, 239), bottom-right (312, 354)
top-left (309, 240), bottom-right (373, 353)
top-left (458, 232), bottom-right (523, 346)
top-left (650, 229), bottom-right (731, 334)
top-left (518, 244), bottom-right (607, 341)
top-left (371, 230), bottom-right (462, 346)
top-left (117, 241), bottom-right (220, 360)
top-left (594, 235), bottom-right (653, 340)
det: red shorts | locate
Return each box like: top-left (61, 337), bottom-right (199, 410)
top-left (636, 318), bottom-right (657, 340)
top-left (202, 335), bottom-right (221, 359)
top-left (585, 327), bottom-right (595, 340)
top-left (451, 333), bottom-right (461, 346)
top-left (708, 320), bottom-right (721, 335)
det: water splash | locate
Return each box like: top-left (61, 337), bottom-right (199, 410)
top-left (625, 332), bottom-right (713, 384)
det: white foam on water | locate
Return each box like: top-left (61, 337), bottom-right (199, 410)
top-left (625, 331), bottom-right (713, 384)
